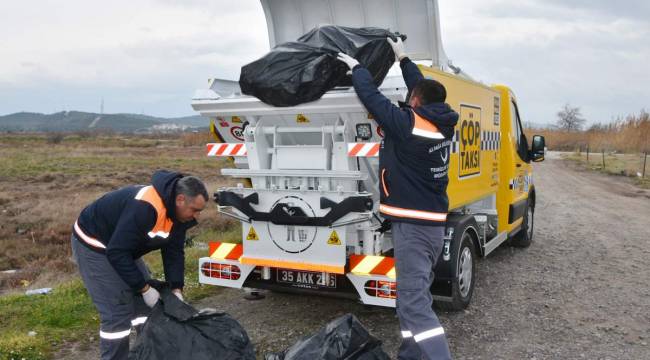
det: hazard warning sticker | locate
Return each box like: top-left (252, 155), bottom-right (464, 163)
top-left (246, 226), bottom-right (259, 241)
top-left (327, 230), bottom-right (341, 245)
top-left (459, 105), bottom-right (482, 178)
top-left (296, 114), bottom-right (310, 123)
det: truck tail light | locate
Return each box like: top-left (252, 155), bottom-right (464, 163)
top-left (201, 262), bottom-right (241, 280)
top-left (364, 280), bottom-right (396, 299)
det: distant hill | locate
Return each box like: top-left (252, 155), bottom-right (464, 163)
top-left (0, 111), bottom-right (209, 133)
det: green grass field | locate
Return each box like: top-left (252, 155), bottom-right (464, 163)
top-left (0, 133), bottom-right (241, 359)
top-left (0, 228), bottom-right (241, 360)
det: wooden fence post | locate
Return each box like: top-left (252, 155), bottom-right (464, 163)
top-left (586, 145), bottom-right (590, 162)
top-left (643, 151), bottom-right (647, 178)
top-left (602, 150), bottom-right (606, 170)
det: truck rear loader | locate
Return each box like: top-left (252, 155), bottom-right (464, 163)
top-left (192, 0), bottom-right (546, 310)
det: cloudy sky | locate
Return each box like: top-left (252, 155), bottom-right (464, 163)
top-left (1, 0), bottom-right (648, 126)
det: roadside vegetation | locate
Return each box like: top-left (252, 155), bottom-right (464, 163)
top-left (0, 132), bottom-right (240, 359)
top-left (562, 152), bottom-right (649, 189)
top-left (527, 109), bottom-right (649, 188)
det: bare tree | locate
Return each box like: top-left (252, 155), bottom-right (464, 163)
top-left (556, 103), bottom-right (586, 131)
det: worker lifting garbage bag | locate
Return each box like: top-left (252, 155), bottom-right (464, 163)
top-left (239, 25), bottom-right (405, 106)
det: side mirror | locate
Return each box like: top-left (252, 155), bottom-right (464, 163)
top-left (529, 135), bottom-right (545, 162)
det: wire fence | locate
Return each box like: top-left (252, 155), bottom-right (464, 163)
top-left (565, 148), bottom-right (649, 188)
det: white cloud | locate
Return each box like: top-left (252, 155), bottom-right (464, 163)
top-left (0, 0), bottom-right (648, 122)
top-left (439, 0), bottom-right (650, 125)
top-left (0, 0), bottom-right (268, 87)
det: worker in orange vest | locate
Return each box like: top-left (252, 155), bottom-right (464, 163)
top-left (71, 170), bottom-right (207, 360)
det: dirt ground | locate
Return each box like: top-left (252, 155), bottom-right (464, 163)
top-left (57, 154), bottom-right (650, 359)
top-left (0, 135), bottom-right (230, 293)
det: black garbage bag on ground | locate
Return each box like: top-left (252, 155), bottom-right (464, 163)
top-left (240, 25), bottom-right (405, 107)
top-left (129, 287), bottom-right (255, 360)
top-left (264, 313), bottom-right (390, 360)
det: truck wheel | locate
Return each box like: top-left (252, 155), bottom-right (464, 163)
top-left (510, 201), bottom-right (534, 248)
top-left (435, 230), bottom-right (476, 311)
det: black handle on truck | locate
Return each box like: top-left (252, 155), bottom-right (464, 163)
top-left (215, 191), bottom-right (373, 227)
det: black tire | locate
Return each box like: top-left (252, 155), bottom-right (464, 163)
top-left (435, 230), bottom-right (477, 311)
top-left (510, 200), bottom-right (534, 248)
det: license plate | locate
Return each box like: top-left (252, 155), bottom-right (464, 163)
top-left (277, 269), bottom-right (337, 289)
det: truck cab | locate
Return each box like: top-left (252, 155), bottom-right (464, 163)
top-left (192, 0), bottom-right (545, 310)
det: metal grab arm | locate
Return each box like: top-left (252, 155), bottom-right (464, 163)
top-left (215, 191), bottom-right (373, 227)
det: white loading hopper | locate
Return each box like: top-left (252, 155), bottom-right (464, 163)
top-left (261, 0), bottom-right (449, 68)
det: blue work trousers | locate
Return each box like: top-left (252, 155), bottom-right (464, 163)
top-left (71, 234), bottom-right (150, 360)
top-left (393, 222), bottom-right (452, 360)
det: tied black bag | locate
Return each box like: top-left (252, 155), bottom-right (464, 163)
top-left (240, 25), bottom-right (405, 107)
top-left (264, 314), bottom-right (390, 360)
top-left (129, 289), bottom-right (255, 360)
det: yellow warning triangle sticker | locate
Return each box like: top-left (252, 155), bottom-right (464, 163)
top-left (296, 114), bottom-right (310, 123)
top-left (246, 226), bottom-right (259, 241)
top-left (327, 230), bottom-right (341, 245)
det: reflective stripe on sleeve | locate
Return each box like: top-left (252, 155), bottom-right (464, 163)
top-left (147, 230), bottom-right (170, 239)
top-left (131, 317), bottom-right (147, 326)
top-left (99, 329), bottom-right (131, 340)
top-left (401, 330), bottom-right (413, 338)
top-left (413, 327), bottom-right (445, 342)
top-left (74, 221), bottom-right (106, 249)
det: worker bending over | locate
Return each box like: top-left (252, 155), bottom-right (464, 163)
top-left (71, 170), bottom-right (207, 360)
top-left (338, 37), bottom-right (458, 359)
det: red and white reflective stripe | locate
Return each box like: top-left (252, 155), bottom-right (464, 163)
top-left (347, 143), bottom-right (379, 157)
top-left (74, 221), bottom-right (106, 249)
top-left (209, 242), bottom-right (243, 260)
top-left (99, 328), bottom-right (131, 340)
top-left (206, 143), bottom-right (247, 157)
top-left (349, 254), bottom-right (396, 279)
top-left (414, 327), bottom-right (445, 342)
top-left (379, 204), bottom-right (447, 222)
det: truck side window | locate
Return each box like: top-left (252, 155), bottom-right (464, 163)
top-left (510, 101), bottom-right (529, 162)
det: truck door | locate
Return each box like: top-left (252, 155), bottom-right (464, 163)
top-left (507, 100), bottom-right (530, 227)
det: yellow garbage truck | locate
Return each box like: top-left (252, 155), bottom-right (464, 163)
top-left (191, 0), bottom-right (546, 310)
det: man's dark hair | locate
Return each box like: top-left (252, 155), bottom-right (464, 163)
top-left (175, 176), bottom-right (208, 202)
top-left (411, 79), bottom-right (447, 105)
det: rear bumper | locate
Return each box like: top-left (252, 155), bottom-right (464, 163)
top-left (199, 243), bottom-right (455, 308)
top-left (198, 256), bottom-right (398, 308)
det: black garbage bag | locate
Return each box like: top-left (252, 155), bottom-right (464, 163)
top-left (129, 288), bottom-right (255, 360)
top-left (264, 314), bottom-right (390, 360)
top-left (240, 25), bottom-right (405, 107)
